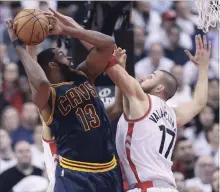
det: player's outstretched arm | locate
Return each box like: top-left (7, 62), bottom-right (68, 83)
top-left (105, 49), bottom-right (125, 120)
top-left (6, 19), bottom-right (50, 111)
top-left (174, 35), bottom-right (211, 127)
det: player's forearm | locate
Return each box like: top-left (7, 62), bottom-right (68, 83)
top-left (63, 27), bottom-right (114, 50)
top-left (193, 66), bottom-right (208, 107)
top-left (16, 46), bottom-right (50, 89)
top-left (26, 46), bottom-right (37, 61)
top-left (106, 65), bottom-right (137, 98)
top-left (69, 22), bottom-right (94, 51)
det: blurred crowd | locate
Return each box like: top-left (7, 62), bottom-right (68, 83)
top-left (0, 1), bottom-right (219, 192)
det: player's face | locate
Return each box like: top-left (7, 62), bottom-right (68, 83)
top-left (139, 71), bottom-right (163, 94)
top-left (52, 49), bottom-right (74, 75)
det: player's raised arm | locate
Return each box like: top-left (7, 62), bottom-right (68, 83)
top-left (105, 48), bottom-right (147, 101)
top-left (47, 13), bottom-right (115, 83)
top-left (47, 8), bottom-right (94, 51)
top-left (104, 49), bottom-right (125, 120)
top-left (6, 19), bottom-right (50, 111)
top-left (174, 35), bottom-right (211, 127)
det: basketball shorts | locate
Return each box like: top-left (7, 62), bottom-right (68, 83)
top-left (54, 163), bottom-right (124, 192)
top-left (127, 188), bottom-right (179, 192)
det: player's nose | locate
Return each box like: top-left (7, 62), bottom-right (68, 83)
top-left (67, 56), bottom-right (72, 61)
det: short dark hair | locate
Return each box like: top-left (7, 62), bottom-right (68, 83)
top-left (160, 70), bottom-right (178, 100)
top-left (37, 48), bottom-right (55, 71)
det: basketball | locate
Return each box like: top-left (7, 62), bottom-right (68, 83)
top-left (14, 9), bottom-right (49, 46)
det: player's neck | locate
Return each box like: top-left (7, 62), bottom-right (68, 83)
top-left (49, 74), bottom-right (67, 84)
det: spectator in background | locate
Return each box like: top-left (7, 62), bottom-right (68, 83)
top-left (207, 123), bottom-right (219, 166)
top-left (134, 26), bottom-right (147, 63)
top-left (173, 137), bottom-right (196, 179)
top-left (135, 43), bottom-right (174, 80)
top-left (186, 156), bottom-right (216, 192)
top-left (173, 171), bottom-right (186, 192)
top-left (173, 1), bottom-right (198, 36)
top-left (0, 129), bottom-right (16, 173)
top-left (131, 1), bottom-right (161, 35)
top-left (31, 124), bottom-right (45, 170)
top-left (0, 141), bottom-right (44, 192)
top-left (0, 2), bottom-right (11, 41)
top-left (0, 42), bottom-right (10, 68)
top-left (2, 63), bottom-right (23, 112)
top-left (151, 0), bottom-right (172, 14)
top-left (0, 106), bottom-right (20, 133)
top-left (10, 102), bottom-right (39, 145)
top-left (164, 25), bottom-right (189, 65)
top-left (146, 10), bottom-right (192, 50)
top-left (184, 105), bottom-right (215, 157)
top-left (211, 169), bottom-right (219, 192)
top-left (207, 28), bottom-right (219, 61)
top-left (207, 79), bottom-right (219, 123)
top-left (167, 65), bottom-right (192, 107)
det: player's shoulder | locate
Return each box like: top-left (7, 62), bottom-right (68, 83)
top-left (70, 69), bottom-right (88, 78)
top-left (149, 95), bottom-right (175, 112)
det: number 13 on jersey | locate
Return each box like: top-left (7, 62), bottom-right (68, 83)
top-left (76, 104), bottom-right (101, 131)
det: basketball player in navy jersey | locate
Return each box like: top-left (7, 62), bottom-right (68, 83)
top-left (6, 9), bottom-right (124, 192)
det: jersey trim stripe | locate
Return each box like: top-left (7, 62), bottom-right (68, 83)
top-left (46, 87), bottom-right (56, 126)
top-left (60, 156), bottom-right (117, 173)
top-left (124, 94), bottom-right (152, 122)
top-left (125, 123), bottom-right (141, 183)
top-left (50, 81), bottom-right (74, 87)
top-left (42, 137), bottom-right (55, 143)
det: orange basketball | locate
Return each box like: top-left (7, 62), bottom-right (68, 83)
top-left (14, 9), bottom-right (49, 46)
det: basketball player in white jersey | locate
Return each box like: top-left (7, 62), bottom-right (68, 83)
top-left (105, 35), bottom-right (211, 192)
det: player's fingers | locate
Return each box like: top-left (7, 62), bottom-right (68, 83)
top-left (49, 8), bottom-right (63, 19)
top-left (7, 18), bottom-right (13, 28)
top-left (121, 49), bottom-right (126, 54)
top-left (117, 47), bottom-right (122, 51)
top-left (184, 50), bottom-right (193, 60)
top-left (198, 34), bottom-right (203, 50)
top-left (42, 11), bottom-right (53, 16)
top-left (208, 40), bottom-right (211, 55)
top-left (203, 35), bottom-right (207, 50)
top-left (195, 35), bottom-right (199, 54)
top-left (13, 22), bottom-right (18, 31)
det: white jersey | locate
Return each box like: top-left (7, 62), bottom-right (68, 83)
top-left (116, 94), bottom-right (177, 188)
top-left (42, 138), bottom-right (58, 192)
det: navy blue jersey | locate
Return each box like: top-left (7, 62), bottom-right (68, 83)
top-left (46, 70), bottom-right (115, 163)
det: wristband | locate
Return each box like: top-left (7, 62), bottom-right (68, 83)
top-left (105, 55), bottom-right (117, 71)
top-left (12, 39), bottom-right (24, 48)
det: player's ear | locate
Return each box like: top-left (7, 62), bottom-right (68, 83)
top-left (156, 84), bottom-right (165, 93)
top-left (48, 62), bottom-right (57, 68)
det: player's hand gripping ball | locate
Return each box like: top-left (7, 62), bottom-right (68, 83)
top-left (13, 9), bottom-right (49, 45)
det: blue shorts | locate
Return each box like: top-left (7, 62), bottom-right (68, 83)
top-left (54, 164), bottom-right (124, 192)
